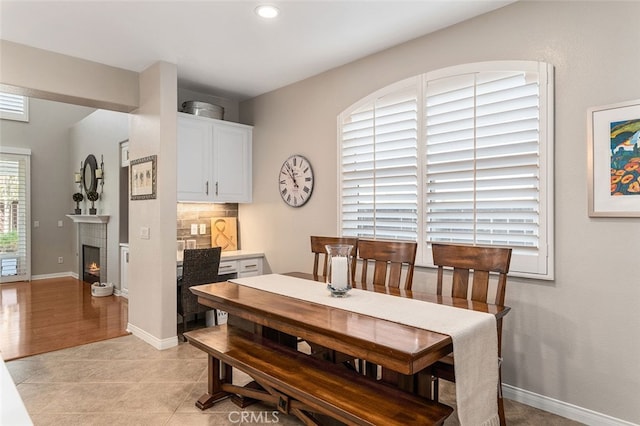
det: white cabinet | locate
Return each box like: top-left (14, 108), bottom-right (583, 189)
top-left (177, 113), bottom-right (252, 203)
top-left (238, 258), bottom-right (263, 277)
top-left (216, 255), bottom-right (264, 278)
top-left (120, 245), bottom-right (129, 298)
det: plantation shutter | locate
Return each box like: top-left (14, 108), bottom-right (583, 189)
top-left (0, 149), bottom-right (31, 282)
top-left (340, 81), bottom-right (419, 241)
top-left (339, 62), bottom-right (553, 278)
top-left (0, 93), bottom-right (29, 122)
top-left (424, 64), bottom-right (550, 275)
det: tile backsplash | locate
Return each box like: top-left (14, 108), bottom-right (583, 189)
top-left (177, 203), bottom-right (238, 249)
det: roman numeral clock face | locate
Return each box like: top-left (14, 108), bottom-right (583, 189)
top-left (279, 155), bottom-right (314, 207)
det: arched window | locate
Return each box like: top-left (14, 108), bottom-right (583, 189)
top-left (338, 61), bottom-right (554, 279)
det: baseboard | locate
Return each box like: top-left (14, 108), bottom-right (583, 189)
top-left (503, 384), bottom-right (637, 425)
top-left (126, 323), bottom-right (178, 350)
top-left (31, 272), bottom-right (74, 280)
top-left (113, 288), bottom-right (128, 299)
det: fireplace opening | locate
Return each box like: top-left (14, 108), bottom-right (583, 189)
top-left (82, 244), bottom-right (101, 283)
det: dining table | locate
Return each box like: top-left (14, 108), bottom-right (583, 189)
top-left (189, 272), bottom-right (511, 425)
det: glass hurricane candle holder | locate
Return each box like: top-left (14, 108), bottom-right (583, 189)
top-left (325, 244), bottom-right (353, 297)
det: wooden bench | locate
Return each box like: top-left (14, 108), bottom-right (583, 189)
top-left (184, 325), bottom-right (453, 426)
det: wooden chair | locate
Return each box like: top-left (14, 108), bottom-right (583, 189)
top-left (310, 236), bottom-right (358, 282)
top-left (307, 236), bottom-right (358, 364)
top-left (430, 243), bottom-right (512, 426)
top-left (355, 238), bottom-right (417, 378)
top-left (178, 247), bottom-right (222, 339)
top-left (356, 239), bottom-right (417, 289)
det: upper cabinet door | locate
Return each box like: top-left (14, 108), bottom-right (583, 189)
top-left (177, 115), bottom-right (213, 202)
top-left (177, 113), bottom-right (253, 203)
top-left (212, 123), bottom-right (252, 203)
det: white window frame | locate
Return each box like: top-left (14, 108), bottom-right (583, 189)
top-left (0, 92), bottom-right (29, 122)
top-left (338, 61), bottom-right (554, 280)
top-left (0, 147), bottom-right (31, 282)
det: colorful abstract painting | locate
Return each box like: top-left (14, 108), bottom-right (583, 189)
top-left (610, 118), bottom-right (640, 195)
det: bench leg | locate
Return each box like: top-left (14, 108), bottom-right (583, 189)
top-left (196, 354), bottom-right (231, 410)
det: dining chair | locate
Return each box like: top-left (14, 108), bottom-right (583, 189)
top-left (310, 235), bottom-right (358, 282)
top-left (307, 236), bottom-right (359, 365)
top-left (355, 238), bottom-right (417, 378)
top-left (177, 247), bottom-right (222, 340)
top-left (429, 243), bottom-right (512, 426)
top-left (356, 239), bottom-right (418, 289)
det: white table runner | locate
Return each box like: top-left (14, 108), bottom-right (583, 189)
top-left (230, 274), bottom-right (500, 426)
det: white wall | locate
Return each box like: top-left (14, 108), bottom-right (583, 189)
top-left (240, 1), bottom-right (640, 423)
top-left (69, 110), bottom-right (129, 288)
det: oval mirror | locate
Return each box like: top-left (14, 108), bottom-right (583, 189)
top-left (83, 154), bottom-right (98, 194)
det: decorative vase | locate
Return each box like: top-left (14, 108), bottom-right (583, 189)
top-left (325, 244), bottom-right (353, 297)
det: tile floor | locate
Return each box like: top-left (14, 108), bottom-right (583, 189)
top-left (6, 334), bottom-right (582, 425)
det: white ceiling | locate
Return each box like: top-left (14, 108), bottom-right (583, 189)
top-left (0, 1), bottom-right (515, 101)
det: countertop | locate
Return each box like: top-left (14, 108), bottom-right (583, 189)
top-left (177, 249), bottom-right (264, 265)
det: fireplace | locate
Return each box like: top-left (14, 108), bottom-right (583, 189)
top-left (67, 217), bottom-right (109, 284)
top-left (82, 244), bottom-right (101, 283)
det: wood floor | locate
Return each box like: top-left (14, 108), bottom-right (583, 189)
top-left (0, 276), bottom-right (129, 361)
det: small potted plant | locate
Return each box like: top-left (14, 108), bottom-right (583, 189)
top-left (72, 192), bottom-right (84, 214)
top-left (87, 191), bottom-right (100, 215)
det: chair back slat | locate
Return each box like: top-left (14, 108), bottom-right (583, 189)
top-left (373, 261), bottom-right (388, 286)
top-left (451, 268), bottom-right (470, 299)
top-left (471, 270), bottom-right (490, 302)
top-left (310, 236), bottom-right (358, 281)
top-left (357, 239), bottom-right (417, 289)
top-left (432, 243), bottom-right (511, 305)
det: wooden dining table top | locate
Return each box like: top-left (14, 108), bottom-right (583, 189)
top-left (190, 272), bottom-right (510, 375)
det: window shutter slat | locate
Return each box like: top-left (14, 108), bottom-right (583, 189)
top-left (0, 93), bottom-right (29, 122)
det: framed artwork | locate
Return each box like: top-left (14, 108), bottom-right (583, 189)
top-left (210, 217), bottom-right (238, 251)
top-left (130, 155), bottom-right (157, 200)
top-left (587, 99), bottom-right (640, 217)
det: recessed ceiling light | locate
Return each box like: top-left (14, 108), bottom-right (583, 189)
top-left (255, 4), bottom-right (279, 19)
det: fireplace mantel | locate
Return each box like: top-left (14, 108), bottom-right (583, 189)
top-left (66, 214), bottom-right (110, 224)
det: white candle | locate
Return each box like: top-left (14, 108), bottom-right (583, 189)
top-left (95, 169), bottom-right (103, 179)
top-left (74, 172), bottom-right (82, 183)
top-left (331, 256), bottom-right (349, 287)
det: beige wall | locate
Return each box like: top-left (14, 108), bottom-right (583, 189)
top-left (127, 61), bottom-right (178, 346)
top-left (0, 40), bottom-right (138, 112)
top-left (240, 1), bottom-right (640, 423)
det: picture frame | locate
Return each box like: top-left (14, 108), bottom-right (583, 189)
top-left (130, 155), bottom-right (157, 200)
top-left (587, 99), bottom-right (640, 217)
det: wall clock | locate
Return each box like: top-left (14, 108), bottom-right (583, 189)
top-left (279, 154), bottom-right (314, 207)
